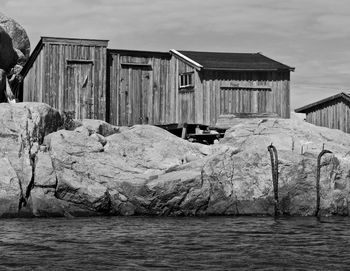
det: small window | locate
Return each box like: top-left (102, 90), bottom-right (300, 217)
top-left (179, 72), bottom-right (194, 89)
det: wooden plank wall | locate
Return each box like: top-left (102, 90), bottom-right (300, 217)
top-left (200, 70), bottom-right (290, 126)
top-left (108, 52), bottom-right (198, 126)
top-left (108, 51), bottom-right (172, 126)
top-left (23, 46), bottom-right (45, 103)
top-left (24, 43), bottom-right (291, 127)
top-left (305, 99), bottom-right (350, 133)
top-left (23, 40), bottom-right (107, 121)
top-left (176, 57), bottom-right (196, 124)
top-left (219, 88), bottom-right (270, 115)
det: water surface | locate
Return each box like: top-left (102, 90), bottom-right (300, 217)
top-left (0, 216), bottom-right (350, 270)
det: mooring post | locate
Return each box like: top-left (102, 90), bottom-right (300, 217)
top-left (267, 143), bottom-right (279, 216)
top-left (315, 149), bottom-right (332, 217)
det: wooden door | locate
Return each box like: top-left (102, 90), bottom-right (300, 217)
top-left (179, 90), bottom-right (195, 124)
top-left (66, 61), bottom-right (94, 119)
top-left (119, 66), bottom-right (150, 126)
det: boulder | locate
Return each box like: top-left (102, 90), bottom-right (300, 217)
top-left (104, 125), bottom-right (211, 170)
top-left (0, 13), bottom-right (30, 65)
top-left (30, 125), bottom-right (213, 216)
top-left (80, 119), bottom-right (123, 136)
top-left (217, 114), bottom-right (350, 215)
top-left (2, 103), bottom-right (350, 217)
top-left (0, 157), bottom-right (21, 217)
top-left (0, 26), bottom-right (18, 72)
top-left (0, 12), bottom-right (30, 101)
top-left (0, 102), bottom-right (62, 217)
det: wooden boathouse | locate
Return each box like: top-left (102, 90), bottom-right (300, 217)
top-left (169, 50), bottom-right (294, 126)
top-left (20, 36), bottom-right (294, 128)
top-left (21, 37), bottom-right (108, 120)
top-left (295, 92), bottom-right (350, 133)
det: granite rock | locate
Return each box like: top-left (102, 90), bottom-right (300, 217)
top-left (1, 103), bottom-right (350, 217)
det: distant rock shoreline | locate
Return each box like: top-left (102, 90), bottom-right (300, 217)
top-left (1, 102), bottom-right (350, 218)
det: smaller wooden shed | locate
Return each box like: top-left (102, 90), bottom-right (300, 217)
top-left (107, 49), bottom-right (171, 126)
top-left (295, 92), bottom-right (350, 133)
top-left (21, 37), bottom-right (109, 120)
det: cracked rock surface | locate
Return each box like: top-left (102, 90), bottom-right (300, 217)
top-left (0, 102), bottom-right (61, 217)
top-left (1, 103), bottom-right (350, 217)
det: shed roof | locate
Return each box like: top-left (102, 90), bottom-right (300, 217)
top-left (176, 50), bottom-right (294, 71)
top-left (295, 92), bottom-right (350, 113)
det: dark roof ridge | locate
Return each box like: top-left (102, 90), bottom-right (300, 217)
top-left (178, 50), bottom-right (258, 54)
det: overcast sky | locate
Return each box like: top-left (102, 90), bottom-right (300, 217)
top-left (3, 0), bottom-right (350, 109)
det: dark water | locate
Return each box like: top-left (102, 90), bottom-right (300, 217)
top-left (1, 216), bottom-right (350, 271)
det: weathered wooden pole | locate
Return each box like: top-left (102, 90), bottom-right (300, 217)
top-left (315, 149), bottom-right (332, 217)
top-left (268, 143), bottom-right (279, 216)
top-left (181, 123), bottom-right (188, 139)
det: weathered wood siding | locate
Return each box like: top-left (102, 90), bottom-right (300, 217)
top-left (170, 56), bottom-right (290, 126)
top-left (305, 99), bottom-right (350, 133)
top-left (108, 50), bottom-right (172, 126)
top-left (23, 44), bottom-right (45, 103)
top-left (176, 57), bottom-right (197, 124)
top-left (23, 38), bottom-right (108, 120)
top-left (109, 52), bottom-right (201, 126)
top-left (23, 40), bottom-right (291, 127)
top-left (200, 70), bottom-right (290, 126)
top-left (219, 88), bottom-right (271, 114)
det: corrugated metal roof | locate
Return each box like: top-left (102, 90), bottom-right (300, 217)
top-left (177, 51), bottom-right (294, 71)
top-left (295, 92), bottom-right (350, 113)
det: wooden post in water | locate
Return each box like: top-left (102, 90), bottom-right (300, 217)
top-left (267, 143), bottom-right (279, 216)
top-left (315, 149), bottom-right (332, 217)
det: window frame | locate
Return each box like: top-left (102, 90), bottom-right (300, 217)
top-left (179, 71), bottom-right (194, 90)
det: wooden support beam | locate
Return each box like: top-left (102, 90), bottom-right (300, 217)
top-left (181, 123), bottom-right (188, 139)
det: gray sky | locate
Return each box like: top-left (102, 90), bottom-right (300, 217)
top-left (3, 0), bottom-right (350, 109)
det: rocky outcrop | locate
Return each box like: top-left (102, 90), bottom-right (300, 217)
top-left (218, 115), bottom-right (350, 216)
top-left (30, 124), bottom-right (218, 216)
top-left (0, 26), bottom-right (18, 72)
top-left (1, 103), bottom-right (350, 218)
top-left (0, 102), bottom-right (61, 217)
top-left (0, 13), bottom-right (30, 101)
top-left (0, 13), bottom-right (30, 66)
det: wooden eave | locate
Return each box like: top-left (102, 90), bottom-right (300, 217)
top-left (169, 49), bottom-right (203, 70)
top-left (257, 53), bottom-right (295, 72)
top-left (108, 49), bottom-right (170, 59)
top-left (203, 67), bottom-right (293, 72)
top-left (20, 39), bottom-right (44, 77)
top-left (295, 92), bottom-right (350, 113)
top-left (41, 36), bottom-right (109, 47)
